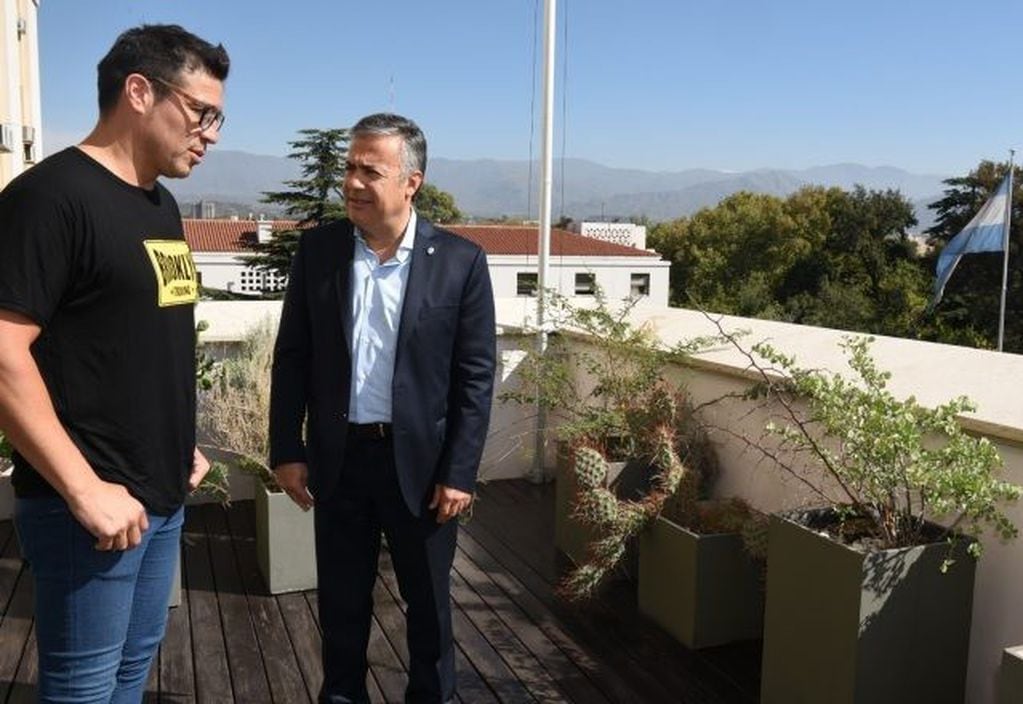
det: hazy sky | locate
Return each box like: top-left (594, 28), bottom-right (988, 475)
top-left (37, 0), bottom-right (1023, 175)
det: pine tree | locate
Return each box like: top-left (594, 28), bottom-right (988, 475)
top-left (247, 128), bottom-right (350, 278)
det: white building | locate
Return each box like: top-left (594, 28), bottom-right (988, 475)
top-left (450, 225), bottom-right (667, 303)
top-left (569, 221), bottom-right (648, 250)
top-left (183, 220), bottom-right (670, 305)
top-left (0, 0), bottom-right (42, 190)
top-left (185, 218), bottom-right (293, 295)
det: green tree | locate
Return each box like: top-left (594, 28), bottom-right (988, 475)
top-left (649, 185), bottom-right (930, 339)
top-left (414, 182), bottom-right (463, 223)
top-left (247, 128), bottom-right (350, 278)
top-left (925, 160), bottom-right (1023, 350)
top-left (784, 186), bottom-right (924, 337)
top-left (649, 190), bottom-right (824, 313)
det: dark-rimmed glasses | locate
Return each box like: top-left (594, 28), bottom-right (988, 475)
top-left (149, 75), bottom-right (226, 132)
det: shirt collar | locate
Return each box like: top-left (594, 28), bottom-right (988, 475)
top-left (354, 208), bottom-right (417, 264)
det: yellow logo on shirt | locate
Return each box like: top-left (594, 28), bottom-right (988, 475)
top-left (143, 240), bottom-right (198, 307)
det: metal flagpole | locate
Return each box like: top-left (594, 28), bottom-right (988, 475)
top-left (531, 0), bottom-right (556, 482)
top-left (998, 149), bottom-right (1014, 352)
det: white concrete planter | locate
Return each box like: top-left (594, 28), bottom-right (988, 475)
top-left (254, 481), bottom-right (317, 594)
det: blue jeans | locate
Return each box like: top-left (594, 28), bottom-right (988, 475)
top-left (15, 496), bottom-right (183, 704)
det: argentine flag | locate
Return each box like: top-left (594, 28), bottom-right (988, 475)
top-left (932, 172), bottom-right (1012, 306)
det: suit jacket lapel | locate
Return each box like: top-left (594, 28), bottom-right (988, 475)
top-left (333, 222), bottom-right (356, 355)
top-left (395, 218), bottom-right (436, 365)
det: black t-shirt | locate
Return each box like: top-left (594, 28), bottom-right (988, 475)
top-left (0, 147), bottom-right (198, 515)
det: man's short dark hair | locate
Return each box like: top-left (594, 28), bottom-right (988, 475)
top-left (97, 24), bottom-right (230, 114)
top-left (352, 113), bottom-right (428, 177)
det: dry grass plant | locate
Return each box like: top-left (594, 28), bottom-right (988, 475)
top-left (197, 321), bottom-right (277, 496)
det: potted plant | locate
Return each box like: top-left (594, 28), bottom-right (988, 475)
top-left (728, 333), bottom-right (1021, 704)
top-left (564, 386), bottom-right (768, 648)
top-left (635, 424), bottom-right (768, 648)
top-left (501, 290), bottom-right (714, 569)
top-left (501, 291), bottom-right (770, 638)
top-left (197, 322), bottom-right (317, 594)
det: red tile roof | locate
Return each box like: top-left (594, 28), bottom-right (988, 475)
top-left (446, 225), bottom-right (658, 257)
top-left (183, 218), bottom-right (298, 252)
top-left (182, 220), bottom-right (658, 258)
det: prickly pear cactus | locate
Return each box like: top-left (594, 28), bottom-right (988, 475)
top-left (573, 446), bottom-right (608, 491)
top-left (561, 397), bottom-right (696, 600)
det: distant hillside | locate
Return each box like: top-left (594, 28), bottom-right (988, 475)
top-left (161, 150), bottom-right (951, 228)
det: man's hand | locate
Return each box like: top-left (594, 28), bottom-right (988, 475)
top-left (67, 479), bottom-right (149, 551)
top-left (273, 462), bottom-right (314, 511)
top-left (429, 484), bottom-right (473, 524)
top-left (187, 446), bottom-right (211, 491)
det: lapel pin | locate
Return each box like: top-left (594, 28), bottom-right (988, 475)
top-left (427, 246), bottom-right (435, 255)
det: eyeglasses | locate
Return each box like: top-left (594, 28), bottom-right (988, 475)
top-left (149, 76), bottom-right (226, 132)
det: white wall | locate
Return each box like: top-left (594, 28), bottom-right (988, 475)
top-left (192, 253), bottom-right (286, 295)
top-left (192, 252), bottom-right (671, 305)
top-left (569, 221), bottom-right (648, 250)
top-left (0, 0), bottom-right (41, 189)
top-left (487, 254), bottom-right (670, 306)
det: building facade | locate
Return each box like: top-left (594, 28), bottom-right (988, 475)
top-left (0, 0), bottom-right (41, 190)
top-left (183, 220), bottom-right (670, 305)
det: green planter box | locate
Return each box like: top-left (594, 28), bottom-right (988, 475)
top-left (760, 509), bottom-right (976, 704)
top-left (254, 481), bottom-right (317, 594)
top-left (999, 645), bottom-right (1023, 704)
top-left (638, 514), bottom-right (763, 649)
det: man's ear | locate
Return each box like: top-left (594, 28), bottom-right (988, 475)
top-left (124, 73), bottom-right (155, 116)
top-left (406, 171), bottom-right (424, 201)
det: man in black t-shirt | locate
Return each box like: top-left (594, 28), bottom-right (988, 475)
top-left (0, 25), bottom-right (228, 703)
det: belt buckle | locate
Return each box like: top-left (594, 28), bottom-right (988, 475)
top-left (373, 422), bottom-right (385, 439)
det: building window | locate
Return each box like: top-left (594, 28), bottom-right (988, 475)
top-left (517, 272), bottom-right (538, 296)
top-left (631, 273), bottom-right (650, 297)
top-left (238, 267), bottom-right (287, 293)
top-left (575, 273), bottom-right (596, 296)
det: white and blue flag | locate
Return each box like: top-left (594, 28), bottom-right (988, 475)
top-left (932, 172), bottom-right (1012, 306)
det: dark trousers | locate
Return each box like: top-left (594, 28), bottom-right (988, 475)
top-left (316, 434), bottom-right (457, 704)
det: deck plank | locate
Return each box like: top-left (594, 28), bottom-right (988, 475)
top-left (452, 544), bottom-right (610, 703)
top-left (225, 502), bottom-right (312, 704)
top-left (159, 543), bottom-right (195, 704)
top-left (183, 506), bottom-right (234, 703)
top-left (0, 478), bottom-right (759, 703)
top-left (0, 529), bottom-right (32, 703)
top-left (200, 504), bottom-right (272, 703)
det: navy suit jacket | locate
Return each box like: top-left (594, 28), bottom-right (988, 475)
top-left (269, 217), bottom-right (496, 515)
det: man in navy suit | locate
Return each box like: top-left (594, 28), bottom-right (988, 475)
top-left (269, 113), bottom-right (496, 704)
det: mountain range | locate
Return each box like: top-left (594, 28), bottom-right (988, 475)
top-left (163, 150), bottom-right (951, 231)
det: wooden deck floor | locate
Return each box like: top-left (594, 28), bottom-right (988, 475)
top-left (0, 480), bottom-right (760, 703)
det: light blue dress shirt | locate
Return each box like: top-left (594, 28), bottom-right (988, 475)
top-left (348, 210), bottom-right (417, 423)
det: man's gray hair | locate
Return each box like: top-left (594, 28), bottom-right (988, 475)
top-left (351, 113), bottom-right (427, 178)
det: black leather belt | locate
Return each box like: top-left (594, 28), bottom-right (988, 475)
top-left (347, 422), bottom-right (392, 440)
